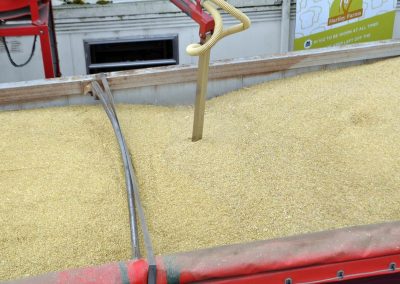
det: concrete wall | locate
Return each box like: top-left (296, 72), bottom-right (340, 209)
top-left (1, 0), bottom-right (400, 83)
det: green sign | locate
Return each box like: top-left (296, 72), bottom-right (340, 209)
top-left (294, 0), bottom-right (396, 50)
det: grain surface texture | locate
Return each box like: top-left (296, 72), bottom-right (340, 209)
top-left (0, 107), bottom-right (131, 281)
top-left (121, 57), bottom-right (400, 254)
top-left (1, 57), bottom-right (400, 280)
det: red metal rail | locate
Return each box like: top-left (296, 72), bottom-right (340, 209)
top-left (7, 222), bottom-right (400, 284)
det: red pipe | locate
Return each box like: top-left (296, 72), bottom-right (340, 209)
top-left (7, 222), bottom-right (400, 284)
top-left (0, 0), bottom-right (35, 12)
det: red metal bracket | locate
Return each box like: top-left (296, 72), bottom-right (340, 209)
top-left (170, 0), bottom-right (215, 40)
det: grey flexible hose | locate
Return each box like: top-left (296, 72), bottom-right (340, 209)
top-left (1, 36), bottom-right (37, 67)
top-left (91, 76), bottom-right (157, 284)
top-left (91, 80), bottom-right (140, 259)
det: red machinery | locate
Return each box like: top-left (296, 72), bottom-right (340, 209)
top-left (0, 0), bottom-right (209, 80)
top-left (0, 0), bottom-right (60, 78)
top-left (170, 0), bottom-right (215, 41)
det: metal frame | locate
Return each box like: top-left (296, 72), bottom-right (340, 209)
top-left (84, 35), bottom-right (179, 75)
top-left (0, 0), bottom-right (60, 79)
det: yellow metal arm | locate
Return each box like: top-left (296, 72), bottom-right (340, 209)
top-left (190, 0), bottom-right (251, 141)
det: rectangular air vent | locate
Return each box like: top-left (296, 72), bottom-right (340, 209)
top-left (84, 35), bottom-right (179, 74)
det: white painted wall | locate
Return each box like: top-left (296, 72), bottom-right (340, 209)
top-left (1, 0), bottom-right (400, 83)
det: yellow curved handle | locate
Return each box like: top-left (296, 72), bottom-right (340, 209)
top-left (186, 0), bottom-right (251, 56)
top-left (186, 1), bottom-right (223, 56)
top-left (213, 0), bottom-right (251, 38)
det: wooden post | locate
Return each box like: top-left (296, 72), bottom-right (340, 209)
top-left (192, 48), bottom-right (211, 142)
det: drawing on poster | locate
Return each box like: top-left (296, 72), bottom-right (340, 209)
top-left (328, 0), bottom-right (363, 25)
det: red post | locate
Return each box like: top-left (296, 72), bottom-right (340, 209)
top-left (29, 0), bottom-right (41, 24)
top-left (38, 27), bottom-right (55, 78)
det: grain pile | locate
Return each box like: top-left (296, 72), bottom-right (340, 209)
top-left (1, 57), bottom-right (400, 281)
top-left (120, 57), bottom-right (400, 254)
top-left (0, 108), bottom-right (131, 281)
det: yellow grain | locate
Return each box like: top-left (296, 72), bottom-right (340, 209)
top-left (1, 57), bottom-right (400, 281)
top-left (0, 107), bottom-right (131, 281)
top-left (120, 57), bottom-right (400, 254)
